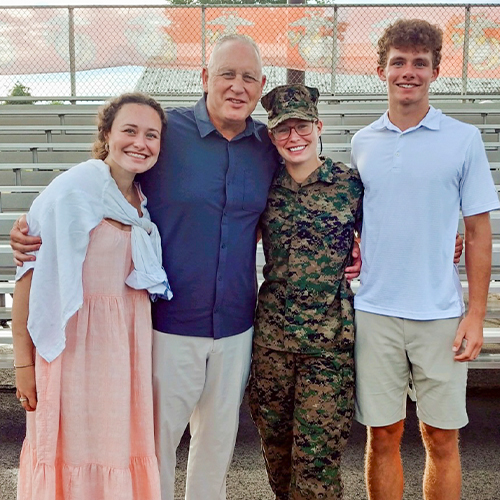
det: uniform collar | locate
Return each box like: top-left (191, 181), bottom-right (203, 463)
top-left (194, 95), bottom-right (262, 141)
top-left (274, 156), bottom-right (337, 191)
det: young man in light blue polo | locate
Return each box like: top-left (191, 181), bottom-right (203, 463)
top-left (351, 19), bottom-right (499, 500)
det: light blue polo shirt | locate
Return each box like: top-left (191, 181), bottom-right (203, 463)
top-left (351, 106), bottom-right (500, 320)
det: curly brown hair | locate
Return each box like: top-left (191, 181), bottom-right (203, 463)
top-left (92, 92), bottom-right (167, 160)
top-left (377, 19), bottom-right (443, 69)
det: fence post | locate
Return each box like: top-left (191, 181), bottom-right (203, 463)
top-left (68, 7), bottom-right (77, 101)
top-left (202, 5), bottom-right (206, 68)
top-left (330, 5), bottom-right (339, 95)
top-left (287, 1), bottom-right (305, 84)
top-left (461, 5), bottom-right (471, 96)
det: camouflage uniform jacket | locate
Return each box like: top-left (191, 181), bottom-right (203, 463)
top-left (254, 156), bottom-right (363, 357)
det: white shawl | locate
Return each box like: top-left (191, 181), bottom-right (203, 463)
top-left (16, 159), bottom-right (172, 362)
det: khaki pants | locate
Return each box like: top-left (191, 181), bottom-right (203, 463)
top-left (152, 328), bottom-right (253, 500)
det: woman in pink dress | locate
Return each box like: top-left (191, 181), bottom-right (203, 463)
top-left (11, 93), bottom-right (172, 500)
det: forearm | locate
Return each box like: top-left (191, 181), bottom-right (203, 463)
top-left (12, 270), bottom-right (34, 365)
top-left (464, 215), bottom-right (492, 319)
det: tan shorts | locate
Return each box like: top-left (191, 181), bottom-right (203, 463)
top-left (354, 310), bottom-right (468, 430)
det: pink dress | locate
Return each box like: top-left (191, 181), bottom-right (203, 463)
top-left (17, 220), bottom-right (161, 500)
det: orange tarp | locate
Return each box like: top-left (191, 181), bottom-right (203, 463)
top-left (0, 6), bottom-right (499, 78)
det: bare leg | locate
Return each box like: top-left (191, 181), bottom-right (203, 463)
top-left (365, 420), bottom-right (405, 500)
top-left (420, 422), bottom-right (461, 500)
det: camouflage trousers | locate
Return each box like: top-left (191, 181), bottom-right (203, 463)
top-left (248, 344), bottom-right (355, 500)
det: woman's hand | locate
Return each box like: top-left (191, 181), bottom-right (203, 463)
top-left (15, 364), bottom-right (37, 411)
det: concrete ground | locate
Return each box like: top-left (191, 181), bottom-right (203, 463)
top-left (1, 369), bottom-right (499, 500)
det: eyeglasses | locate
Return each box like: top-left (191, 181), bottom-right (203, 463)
top-left (271, 121), bottom-right (315, 141)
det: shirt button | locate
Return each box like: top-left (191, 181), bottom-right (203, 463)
top-left (221, 244), bottom-right (226, 249)
top-left (218, 276), bottom-right (222, 281)
top-left (214, 308), bottom-right (219, 314)
top-left (395, 152), bottom-right (400, 157)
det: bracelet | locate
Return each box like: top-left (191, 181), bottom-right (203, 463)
top-left (13, 361), bottom-right (35, 369)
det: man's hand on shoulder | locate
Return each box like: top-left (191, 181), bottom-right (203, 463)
top-left (345, 240), bottom-right (361, 282)
top-left (454, 232), bottom-right (463, 264)
top-left (10, 215), bottom-right (40, 266)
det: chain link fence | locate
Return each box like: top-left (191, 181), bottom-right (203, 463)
top-left (0, 3), bottom-right (499, 97)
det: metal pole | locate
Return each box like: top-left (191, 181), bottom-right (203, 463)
top-left (68, 7), bottom-right (77, 101)
top-left (287, 0), bottom-right (305, 85)
top-left (461, 5), bottom-right (471, 96)
top-left (202, 5), bottom-right (206, 68)
top-left (330, 6), bottom-right (339, 95)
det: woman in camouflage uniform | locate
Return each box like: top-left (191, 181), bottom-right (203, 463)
top-left (249, 84), bottom-right (363, 500)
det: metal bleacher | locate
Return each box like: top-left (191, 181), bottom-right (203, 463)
top-left (0, 95), bottom-right (499, 368)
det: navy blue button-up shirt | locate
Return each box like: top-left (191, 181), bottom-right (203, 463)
top-left (139, 98), bottom-right (279, 338)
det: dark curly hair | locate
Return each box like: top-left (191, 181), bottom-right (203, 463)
top-left (92, 92), bottom-right (167, 160)
top-left (377, 19), bottom-right (443, 69)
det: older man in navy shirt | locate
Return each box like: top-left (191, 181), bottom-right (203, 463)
top-left (140, 35), bottom-right (278, 500)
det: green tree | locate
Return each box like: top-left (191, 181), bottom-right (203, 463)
top-left (5, 82), bottom-right (36, 105)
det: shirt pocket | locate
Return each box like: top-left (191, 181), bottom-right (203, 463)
top-left (311, 211), bottom-right (355, 269)
top-left (312, 212), bottom-right (341, 243)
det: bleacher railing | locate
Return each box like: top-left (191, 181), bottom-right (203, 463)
top-left (0, 3), bottom-right (499, 97)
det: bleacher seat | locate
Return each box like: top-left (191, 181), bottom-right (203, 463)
top-left (0, 95), bottom-right (499, 368)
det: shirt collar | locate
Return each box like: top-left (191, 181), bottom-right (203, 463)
top-left (194, 95), bottom-right (262, 141)
top-left (273, 156), bottom-right (337, 191)
top-left (371, 105), bottom-right (442, 133)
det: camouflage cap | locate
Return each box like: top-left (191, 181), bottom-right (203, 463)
top-left (261, 84), bottom-right (320, 129)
